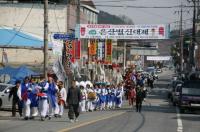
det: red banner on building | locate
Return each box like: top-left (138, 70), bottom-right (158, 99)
top-left (89, 39), bottom-right (97, 55)
top-left (75, 40), bottom-right (81, 59)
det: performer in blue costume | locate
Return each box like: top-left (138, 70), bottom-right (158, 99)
top-left (111, 85), bottom-right (117, 109)
top-left (106, 85), bottom-right (112, 109)
top-left (20, 77), bottom-right (32, 120)
top-left (38, 78), bottom-right (49, 121)
top-left (116, 84), bottom-right (123, 108)
top-left (29, 79), bottom-right (39, 119)
top-left (100, 84), bottom-right (107, 110)
top-left (47, 77), bottom-right (59, 119)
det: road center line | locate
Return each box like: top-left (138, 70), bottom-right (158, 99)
top-left (57, 112), bottom-right (125, 132)
top-left (176, 107), bottom-right (183, 132)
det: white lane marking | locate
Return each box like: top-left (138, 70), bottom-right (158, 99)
top-left (176, 107), bottom-right (183, 132)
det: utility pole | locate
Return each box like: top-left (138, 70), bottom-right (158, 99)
top-left (180, 4), bottom-right (184, 72)
top-left (44, 0), bottom-right (48, 80)
top-left (77, 0), bottom-right (80, 25)
top-left (188, 0), bottom-right (197, 69)
top-left (67, 0), bottom-right (71, 33)
top-left (174, 3), bottom-right (188, 73)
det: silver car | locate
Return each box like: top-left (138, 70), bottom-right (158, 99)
top-left (0, 83), bottom-right (15, 109)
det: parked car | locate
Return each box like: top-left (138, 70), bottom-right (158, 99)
top-left (179, 81), bottom-right (200, 113)
top-left (168, 80), bottom-right (183, 104)
top-left (171, 83), bottom-right (182, 106)
top-left (0, 83), bottom-right (15, 109)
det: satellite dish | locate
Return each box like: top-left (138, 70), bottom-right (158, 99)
top-left (0, 74), bottom-right (11, 83)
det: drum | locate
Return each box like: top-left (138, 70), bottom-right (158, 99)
top-left (88, 92), bottom-right (96, 100)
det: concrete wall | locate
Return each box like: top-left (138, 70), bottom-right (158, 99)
top-left (0, 3), bottom-right (67, 39)
top-left (0, 48), bottom-right (56, 65)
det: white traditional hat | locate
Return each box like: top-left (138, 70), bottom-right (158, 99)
top-left (89, 81), bottom-right (93, 88)
top-left (85, 80), bottom-right (93, 87)
top-left (76, 81), bottom-right (80, 87)
top-left (79, 81), bottom-right (86, 88)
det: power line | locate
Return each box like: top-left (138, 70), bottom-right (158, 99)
top-left (54, 4), bottom-right (60, 32)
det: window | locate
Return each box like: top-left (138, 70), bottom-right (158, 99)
top-left (0, 85), bottom-right (8, 92)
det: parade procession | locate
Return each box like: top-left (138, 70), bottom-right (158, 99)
top-left (8, 75), bottom-right (127, 121)
top-left (7, 65), bottom-right (150, 123)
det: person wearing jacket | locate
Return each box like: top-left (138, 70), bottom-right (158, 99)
top-left (9, 80), bottom-right (22, 117)
top-left (67, 80), bottom-right (81, 123)
top-left (136, 86), bottom-right (146, 112)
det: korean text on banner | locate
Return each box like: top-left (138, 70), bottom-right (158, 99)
top-left (79, 24), bottom-right (170, 39)
top-left (89, 39), bottom-right (97, 55)
top-left (105, 39), bottom-right (112, 64)
top-left (97, 40), bottom-right (104, 60)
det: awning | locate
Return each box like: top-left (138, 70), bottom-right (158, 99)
top-left (0, 27), bottom-right (51, 48)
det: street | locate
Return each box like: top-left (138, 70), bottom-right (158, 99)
top-left (0, 70), bottom-right (200, 132)
top-left (69, 70), bottom-right (200, 132)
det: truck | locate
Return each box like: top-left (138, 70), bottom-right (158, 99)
top-left (179, 81), bottom-right (200, 113)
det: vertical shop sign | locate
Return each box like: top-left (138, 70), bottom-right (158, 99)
top-left (105, 39), bottom-right (112, 64)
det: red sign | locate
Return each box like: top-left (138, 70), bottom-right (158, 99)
top-left (105, 39), bottom-right (112, 64)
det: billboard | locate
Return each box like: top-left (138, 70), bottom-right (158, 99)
top-left (79, 24), bottom-right (169, 39)
top-left (130, 48), bottom-right (158, 55)
top-left (147, 56), bottom-right (171, 61)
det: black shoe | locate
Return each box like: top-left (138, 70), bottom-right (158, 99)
top-left (48, 116), bottom-right (51, 120)
top-left (45, 115), bottom-right (48, 119)
top-left (24, 117), bottom-right (29, 120)
top-left (29, 117), bottom-right (35, 120)
top-left (41, 117), bottom-right (45, 121)
top-left (54, 114), bottom-right (58, 118)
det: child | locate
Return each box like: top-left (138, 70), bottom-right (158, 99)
top-left (128, 87), bottom-right (136, 107)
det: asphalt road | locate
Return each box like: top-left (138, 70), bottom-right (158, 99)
top-left (69, 70), bottom-right (200, 132)
top-left (0, 70), bottom-right (199, 132)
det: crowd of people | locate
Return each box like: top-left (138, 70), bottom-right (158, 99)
top-left (8, 68), bottom-right (154, 122)
top-left (9, 76), bottom-right (67, 121)
top-left (78, 82), bottom-right (124, 113)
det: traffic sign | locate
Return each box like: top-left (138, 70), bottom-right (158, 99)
top-left (53, 33), bottom-right (75, 40)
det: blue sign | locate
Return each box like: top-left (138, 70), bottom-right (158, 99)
top-left (53, 33), bottom-right (75, 40)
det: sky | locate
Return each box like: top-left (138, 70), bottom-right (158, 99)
top-left (93, 0), bottom-right (192, 30)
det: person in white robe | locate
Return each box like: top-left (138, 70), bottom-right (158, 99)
top-left (37, 79), bottom-right (49, 121)
top-left (57, 81), bottom-right (67, 118)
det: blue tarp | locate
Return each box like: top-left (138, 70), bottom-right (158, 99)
top-left (0, 27), bottom-right (52, 48)
top-left (0, 66), bottom-right (38, 84)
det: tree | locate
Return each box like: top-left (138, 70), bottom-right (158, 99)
top-left (98, 11), bottom-right (134, 25)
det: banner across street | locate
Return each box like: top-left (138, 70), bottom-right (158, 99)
top-left (78, 24), bottom-right (170, 39)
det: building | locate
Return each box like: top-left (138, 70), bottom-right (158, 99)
top-left (0, 0), bottom-right (98, 67)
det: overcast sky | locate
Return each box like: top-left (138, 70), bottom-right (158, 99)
top-left (93, 0), bottom-right (192, 30)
